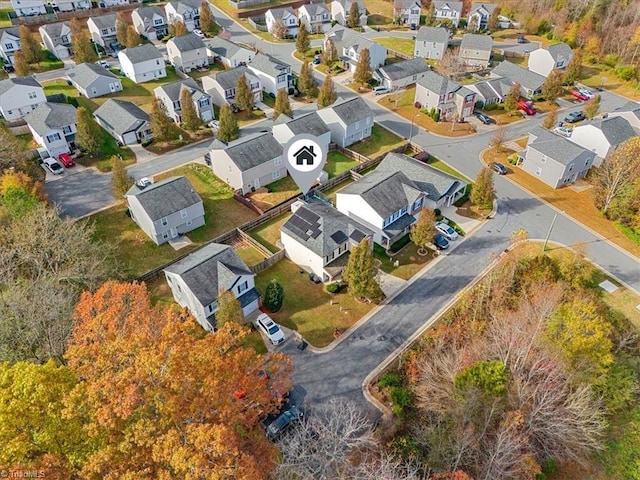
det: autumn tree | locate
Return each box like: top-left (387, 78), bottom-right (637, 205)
top-left (0, 124), bottom-right (29, 171)
top-left (124, 25), bottom-right (142, 48)
top-left (343, 238), bottom-right (381, 301)
top-left (271, 19), bottom-right (288, 40)
top-left (199, 1), bottom-right (217, 35)
top-left (410, 207), bottom-right (436, 250)
top-left (217, 104), bottom-right (239, 142)
top-left (583, 94), bottom-right (601, 119)
top-left (542, 69), bottom-right (564, 101)
top-left (111, 155), bottom-right (134, 198)
top-left (466, 15), bottom-right (479, 32)
top-left (324, 38), bottom-right (337, 66)
top-left (19, 25), bottom-right (41, 64)
top-left (318, 74), bottom-right (337, 108)
top-left (348, 0), bottom-right (361, 28)
top-left (263, 280), bottom-right (284, 313)
top-left (180, 88), bottom-right (202, 132)
top-left (296, 22), bottom-right (310, 55)
top-left (116, 12), bottom-right (129, 46)
top-left (234, 73), bottom-right (254, 113)
top-left (487, 6), bottom-right (501, 31)
top-left (68, 17), bottom-right (83, 37)
top-left (439, 47), bottom-right (465, 79)
top-left (273, 88), bottom-right (292, 120)
top-left (215, 290), bottom-right (243, 328)
top-left (354, 47), bottom-right (372, 86)
top-left (75, 106), bottom-right (104, 154)
top-left (542, 108), bottom-right (558, 129)
top-left (0, 170), bottom-right (43, 219)
top-left (150, 97), bottom-right (174, 142)
top-left (13, 51), bottom-right (30, 77)
top-left (563, 50), bottom-right (583, 85)
top-left (489, 125), bottom-right (508, 152)
top-left (298, 60), bottom-right (318, 98)
top-left (471, 166), bottom-right (495, 209)
top-left (170, 20), bottom-right (187, 37)
top-left (71, 29), bottom-right (97, 64)
top-left (503, 82), bottom-right (521, 114)
top-left (592, 137), bottom-right (640, 214)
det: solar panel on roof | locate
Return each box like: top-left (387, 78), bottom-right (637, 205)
top-left (311, 228), bottom-right (322, 239)
top-left (330, 231), bottom-right (348, 244)
top-left (297, 207), bottom-right (320, 223)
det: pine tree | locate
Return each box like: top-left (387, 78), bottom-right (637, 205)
top-left (348, 1), bottom-right (360, 29)
top-left (125, 25), bottom-right (142, 48)
top-left (542, 108), bottom-right (558, 129)
top-left (324, 38), bottom-right (337, 66)
top-left (273, 89), bottom-right (292, 120)
top-left (410, 208), bottom-right (436, 250)
top-left (215, 290), bottom-right (243, 328)
top-left (541, 69), bottom-right (564, 101)
top-left (234, 74), bottom-right (253, 113)
top-left (199, 1), bottom-right (217, 36)
top-left (170, 21), bottom-right (188, 37)
top-left (317, 74), bottom-right (337, 108)
top-left (263, 280), bottom-right (284, 313)
top-left (296, 23), bottom-right (310, 55)
top-left (503, 82), bottom-right (521, 114)
top-left (217, 104), bottom-right (239, 142)
top-left (150, 98), bottom-right (174, 142)
top-left (72, 30), bottom-right (97, 64)
top-left (180, 89), bottom-right (201, 132)
top-left (583, 94), bottom-right (601, 119)
top-left (75, 106), bottom-right (104, 154)
top-left (471, 167), bottom-right (495, 209)
top-left (111, 155), bottom-right (134, 197)
top-left (353, 47), bottom-right (372, 86)
top-left (343, 238), bottom-right (381, 301)
top-left (13, 51), bottom-right (30, 77)
top-left (116, 13), bottom-right (128, 46)
top-left (298, 60), bottom-right (318, 98)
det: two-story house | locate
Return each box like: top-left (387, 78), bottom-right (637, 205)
top-left (10, 0), bottom-right (45, 17)
top-left (324, 26), bottom-right (386, 73)
top-left (154, 78), bottom-right (213, 124)
top-left (265, 7), bottom-right (298, 38)
top-left (125, 175), bottom-right (205, 244)
top-left (165, 0), bottom-right (201, 32)
top-left (25, 102), bottom-right (77, 158)
top-left (298, 3), bottom-right (332, 34)
top-left (467, 3), bottom-right (497, 31)
top-left (201, 65), bottom-right (262, 107)
top-left (207, 133), bottom-right (285, 194)
top-left (94, 99), bottom-right (153, 145)
top-left (281, 200), bottom-right (374, 282)
top-left (336, 152), bottom-right (467, 248)
top-left (167, 33), bottom-right (207, 72)
top-left (568, 116), bottom-right (637, 165)
top-left (316, 96), bottom-right (374, 147)
top-left (0, 76), bottom-right (46, 121)
top-left (528, 42), bottom-right (574, 77)
top-left (330, 0), bottom-right (367, 27)
top-left (51, 0), bottom-right (91, 12)
top-left (466, 76), bottom-right (510, 106)
top-left (119, 44), bottom-right (167, 84)
top-left (39, 22), bottom-right (72, 60)
top-left (375, 57), bottom-right (430, 90)
top-left (0, 27), bottom-right (21, 66)
top-left (459, 33), bottom-right (493, 68)
top-left (490, 60), bottom-right (545, 99)
top-left (247, 53), bottom-right (292, 96)
top-left (207, 36), bottom-right (254, 69)
top-left (609, 101), bottom-right (640, 130)
top-left (87, 14), bottom-right (118, 49)
top-left (432, 1), bottom-right (462, 28)
top-left (393, 0), bottom-right (421, 29)
top-left (164, 242), bottom-right (261, 331)
top-left (414, 26), bottom-right (449, 59)
top-left (272, 111), bottom-right (331, 153)
top-left (132, 6), bottom-right (168, 41)
top-left (67, 62), bottom-right (123, 98)
top-left (415, 70), bottom-right (476, 120)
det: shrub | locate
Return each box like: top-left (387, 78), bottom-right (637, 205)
top-left (414, 101), bottom-right (421, 109)
top-left (390, 386), bottom-right (413, 416)
top-left (378, 372), bottom-right (404, 388)
top-left (586, 54), bottom-right (598, 65)
top-left (326, 282), bottom-right (341, 294)
top-left (389, 234), bottom-right (411, 253)
top-left (604, 54), bottom-right (619, 68)
top-left (614, 64), bottom-right (637, 82)
top-left (434, 208), bottom-right (441, 217)
top-left (432, 111), bottom-right (440, 122)
top-left (536, 19), bottom-right (551, 36)
top-left (263, 279), bottom-right (284, 312)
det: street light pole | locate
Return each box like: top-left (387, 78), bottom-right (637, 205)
top-left (542, 211), bottom-right (563, 252)
top-left (409, 113), bottom-right (420, 144)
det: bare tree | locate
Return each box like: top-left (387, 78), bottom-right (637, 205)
top-left (439, 47), bottom-right (464, 79)
top-left (489, 125), bottom-right (508, 152)
top-left (271, 19), bottom-right (288, 40)
top-left (592, 137), bottom-right (640, 214)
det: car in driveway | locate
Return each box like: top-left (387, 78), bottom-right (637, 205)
top-left (192, 28), bottom-right (205, 39)
top-left (474, 111), bottom-right (492, 124)
top-left (207, 120), bottom-right (219, 130)
top-left (266, 405), bottom-right (303, 440)
top-left (571, 90), bottom-right (589, 101)
top-left (256, 313), bottom-right (285, 345)
top-left (434, 234), bottom-right (449, 250)
top-left (488, 162), bottom-right (507, 175)
top-left (577, 87), bottom-right (595, 99)
top-left (95, 60), bottom-right (110, 68)
top-left (553, 126), bottom-right (572, 137)
top-left (312, 57), bottom-right (321, 65)
top-left (373, 86), bottom-right (389, 95)
top-left (58, 153), bottom-right (75, 168)
top-left (564, 111), bottom-right (586, 123)
top-left (517, 99), bottom-right (536, 115)
top-left (43, 157), bottom-right (64, 175)
top-left (435, 222), bottom-right (459, 240)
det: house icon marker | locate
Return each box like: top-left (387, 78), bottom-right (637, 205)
top-left (293, 145), bottom-right (316, 165)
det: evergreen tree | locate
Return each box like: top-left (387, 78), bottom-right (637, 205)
top-left (347, 1), bottom-right (360, 29)
top-left (273, 89), bottom-right (292, 120)
top-left (298, 60), bottom-right (318, 98)
top-left (199, 1), bottom-right (217, 36)
top-left (72, 30), bottom-right (97, 64)
top-left (111, 155), bottom-right (134, 197)
top-left (542, 108), bottom-right (558, 129)
top-left (541, 69), bottom-right (564, 101)
top-left (317, 74), bottom-right (337, 108)
top-left (215, 290), bottom-right (243, 328)
top-left (125, 25), bottom-right (142, 48)
top-left (116, 13), bottom-right (128, 46)
top-left (263, 280), bottom-right (284, 313)
top-left (75, 106), bottom-right (104, 154)
top-left (583, 94), bottom-right (601, 119)
top-left (410, 208), bottom-right (436, 250)
top-left (150, 98), bottom-right (174, 142)
top-left (19, 25), bottom-right (41, 64)
top-left (296, 23), bottom-right (310, 55)
top-left (353, 47), bottom-right (372, 85)
top-left (217, 104), bottom-right (239, 142)
top-left (343, 238), bottom-right (381, 301)
top-left (180, 88), bottom-right (202, 132)
top-left (234, 74), bottom-right (253, 112)
top-left (324, 38), bottom-right (337, 66)
top-left (13, 51), bottom-right (30, 77)
top-left (503, 82), bottom-right (521, 114)
top-left (471, 167), bottom-right (495, 209)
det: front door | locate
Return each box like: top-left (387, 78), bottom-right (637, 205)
top-left (170, 228), bottom-right (178, 238)
top-left (254, 178), bottom-right (260, 189)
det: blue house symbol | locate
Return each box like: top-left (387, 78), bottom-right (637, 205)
top-left (293, 145), bottom-right (316, 165)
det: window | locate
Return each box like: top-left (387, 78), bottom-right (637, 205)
top-left (28, 91), bottom-right (38, 99)
top-left (102, 28), bottom-right (108, 35)
top-left (161, 217), bottom-right (168, 226)
top-left (274, 156), bottom-right (282, 166)
top-left (180, 209), bottom-right (187, 218)
top-left (62, 125), bottom-right (72, 135)
top-left (46, 133), bottom-right (61, 142)
top-left (540, 155), bottom-right (547, 163)
top-left (535, 167), bottom-right (542, 176)
top-left (238, 281), bottom-right (248, 294)
top-left (568, 164), bottom-right (574, 171)
top-left (5, 43), bottom-right (12, 50)
top-left (355, 121), bottom-right (360, 130)
top-left (272, 170), bottom-right (281, 179)
top-left (207, 304), bottom-right (213, 313)
top-left (186, 220), bottom-right (192, 226)
top-left (400, 205), bottom-right (408, 215)
top-left (156, 59), bottom-right (160, 65)
top-left (413, 197), bottom-right (423, 210)
top-left (162, 232), bottom-right (169, 239)
top-left (61, 35), bottom-right (69, 44)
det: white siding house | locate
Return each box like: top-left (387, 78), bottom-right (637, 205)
top-left (0, 27), bottom-right (21, 66)
top-left (165, 0), bottom-right (202, 32)
top-left (432, 1), bottom-right (462, 28)
top-left (87, 14), bottom-right (118, 48)
top-left (132, 6), bottom-right (168, 40)
top-left (247, 53), bottom-right (292, 96)
top-left (298, 3), bottom-right (331, 34)
top-left (167, 33), bottom-right (208, 72)
top-left (568, 116), bottom-right (637, 164)
top-left (414, 26), bottom-right (449, 59)
top-left (528, 43), bottom-right (574, 77)
top-left (25, 102), bottom-right (77, 158)
top-left (10, 0), bottom-right (45, 17)
top-left (39, 22), bottom-right (72, 60)
top-left (0, 76), bottom-right (46, 121)
top-left (316, 96), bottom-right (374, 147)
top-left (118, 44), bottom-right (167, 84)
top-left (330, 0), bottom-right (366, 27)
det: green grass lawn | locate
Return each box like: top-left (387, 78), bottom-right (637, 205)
top-left (0, 8), bottom-right (12, 27)
top-left (247, 213), bottom-right (291, 253)
top-left (322, 178), bottom-right (354, 202)
top-left (235, 243), bottom-right (267, 267)
top-left (374, 240), bottom-right (435, 280)
top-left (255, 259), bottom-right (375, 347)
top-left (249, 176), bottom-right (300, 211)
top-left (428, 158), bottom-right (472, 183)
top-left (261, 93), bottom-right (276, 108)
top-left (326, 151), bottom-right (360, 178)
top-left (350, 124), bottom-right (405, 159)
top-left (375, 37), bottom-right (415, 56)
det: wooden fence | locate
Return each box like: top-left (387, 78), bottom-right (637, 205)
top-left (249, 250), bottom-right (286, 274)
top-left (247, 16), bottom-right (268, 31)
top-left (11, 3), bottom-right (137, 27)
top-left (387, 49), bottom-right (414, 60)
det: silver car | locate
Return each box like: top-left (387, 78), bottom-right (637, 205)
top-left (256, 313), bottom-right (286, 345)
top-left (43, 157), bottom-right (64, 175)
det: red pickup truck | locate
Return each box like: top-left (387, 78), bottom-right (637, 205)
top-left (517, 99), bottom-right (537, 115)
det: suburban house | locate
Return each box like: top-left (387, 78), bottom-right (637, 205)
top-left (272, 112), bottom-right (331, 152)
top-left (207, 133), bottom-right (285, 194)
top-left (0, 76), bottom-right (46, 121)
top-left (458, 33), bottom-right (493, 68)
top-left (336, 152), bottom-right (468, 248)
top-left (201, 66), bottom-right (262, 107)
top-left (132, 6), bottom-right (168, 40)
top-left (247, 53), bottom-right (292, 96)
top-left (265, 7), bottom-right (298, 38)
top-left (118, 44), bottom-right (167, 84)
top-left (164, 243), bottom-right (261, 331)
top-left (51, 0), bottom-right (91, 12)
top-left (0, 27), bottom-right (21, 66)
top-left (609, 101), bottom-right (640, 130)
top-left (39, 22), bottom-right (72, 60)
top-left (568, 116), bottom-right (637, 164)
top-left (67, 62), bottom-right (123, 98)
top-left (414, 26), bottom-right (449, 59)
top-left (490, 60), bottom-right (546, 99)
top-left (324, 26), bottom-right (387, 74)
top-left (87, 14), bottom-right (118, 48)
top-left (10, 0), bottom-right (45, 17)
top-left (432, 1), bottom-right (463, 28)
top-left (25, 102), bottom-right (77, 158)
top-left (281, 200), bottom-right (373, 282)
top-left (154, 78), bottom-right (213, 123)
top-left (528, 42), bottom-right (573, 77)
top-left (467, 76), bottom-right (509, 106)
top-left (374, 57), bottom-right (430, 90)
top-left (414, 71), bottom-right (476, 120)
top-left (330, 0), bottom-right (367, 27)
top-left (521, 127), bottom-right (596, 188)
top-left (393, 0), bottom-right (421, 29)
top-left (167, 33), bottom-right (207, 72)
top-left (316, 96), bottom-right (374, 147)
top-left (165, 0), bottom-right (202, 32)
top-left (207, 36), bottom-right (254, 68)
top-left (94, 99), bottom-right (152, 145)
top-left (467, 3), bottom-right (497, 31)
top-left (100, 0), bottom-right (131, 7)
top-left (125, 176), bottom-right (205, 245)
top-left (298, 3), bottom-right (332, 34)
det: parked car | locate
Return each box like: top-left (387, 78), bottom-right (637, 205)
top-left (373, 86), bottom-right (389, 95)
top-left (474, 111), bottom-right (492, 124)
top-left (517, 99), bottom-right (536, 115)
top-left (517, 34), bottom-right (527, 44)
top-left (553, 126), bottom-right (572, 137)
top-left (577, 87), bottom-right (595, 99)
top-left (312, 57), bottom-right (321, 65)
top-left (571, 90), bottom-right (589, 101)
top-left (564, 111), bottom-right (586, 123)
top-left (58, 152), bottom-right (75, 168)
top-left (266, 405), bottom-right (303, 440)
top-left (488, 162), bottom-right (507, 175)
top-left (3, 64), bottom-right (15, 74)
top-left (207, 120), bottom-right (219, 129)
top-left (435, 222), bottom-right (459, 240)
top-left (95, 60), bottom-right (110, 68)
top-left (43, 157), bottom-right (64, 175)
top-left (230, 103), bottom-right (240, 113)
top-left (434, 234), bottom-right (449, 250)
top-left (192, 28), bottom-right (205, 39)
top-left (256, 313), bottom-right (285, 345)
top-left (136, 177), bottom-right (152, 188)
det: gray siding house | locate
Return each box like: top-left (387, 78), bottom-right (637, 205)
top-left (67, 62), bottom-right (123, 98)
top-left (272, 111), bottom-right (331, 151)
top-left (207, 133), bottom-right (285, 194)
top-left (207, 37), bottom-right (254, 69)
top-left (415, 70), bottom-right (476, 120)
top-left (459, 33), bottom-right (493, 68)
top-left (375, 57), bottom-right (430, 90)
top-left (39, 22), bottom-right (72, 60)
top-left (166, 33), bottom-right (208, 72)
top-left (87, 14), bottom-right (117, 48)
top-left (393, 0), bottom-right (421, 28)
top-left (125, 176), bottom-right (205, 244)
top-left (94, 99), bottom-right (153, 145)
top-left (154, 78), bottom-right (213, 123)
top-left (164, 243), bottom-right (260, 331)
top-left (132, 6), bottom-right (168, 40)
top-left (316, 96), bottom-right (374, 147)
top-left (201, 65), bottom-right (262, 107)
top-left (490, 60), bottom-right (546, 99)
top-left (414, 26), bottom-right (449, 59)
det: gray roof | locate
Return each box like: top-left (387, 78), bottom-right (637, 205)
top-left (326, 26), bottom-right (376, 53)
top-left (299, 3), bottom-right (329, 16)
top-left (394, 0), bottom-right (420, 9)
top-left (281, 201), bottom-right (372, 257)
top-left (208, 36), bottom-right (252, 59)
top-left (212, 65), bottom-right (251, 91)
top-left (94, 99), bottom-right (149, 135)
top-left (25, 102), bottom-right (76, 135)
top-left (249, 53), bottom-right (290, 78)
top-left (164, 242), bottom-right (253, 307)
top-left (280, 112), bottom-right (330, 137)
top-left (588, 116), bottom-right (637, 148)
top-left (528, 127), bottom-right (596, 166)
top-left (416, 26), bottom-right (449, 43)
top-left (492, 60), bottom-right (546, 92)
top-left (168, 0), bottom-right (201, 14)
top-left (615, 101), bottom-right (640, 115)
top-left (325, 96), bottom-right (373, 125)
top-left (68, 62), bottom-right (119, 88)
top-left (39, 21), bottom-right (69, 43)
top-left (121, 43), bottom-right (163, 63)
top-left (417, 70), bottom-right (472, 97)
top-left (376, 57), bottom-right (429, 81)
top-left (156, 77), bottom-right (206, 102)
top-left (0, 27), bottom-right (20, 39)
top-left (169, 33), bottom-right (205, 52)
top-left (210, 132), bottom-right (283, 171)
top-left (90, 13), bottom-right (117, 31)
top-left (460, 33), bottom-right (493, 51)
top-left (134, 5), bottom-right (166, 22)
top-left (126, 176), bottom-right (202, 220)
top-left (547, 42), bottom-right (573, 63)
top-left (470, 2), bottom-right (497, 15)
top-left (267, 6), bottom-right (296, 20)
top-left (433, 1), bottom-right (463, 13)
top-left (0, 76), bottom-right (42, 96)
top-left (468, 76), bottom-right (509, 100)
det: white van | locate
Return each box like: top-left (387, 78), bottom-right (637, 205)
top-left (373, 86), bottom-right (389, 95)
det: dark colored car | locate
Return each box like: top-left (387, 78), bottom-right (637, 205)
top-left (434, 234), bottom-right (449, 250)
top-left (489, 162), bottom-right (508, 175)
top-left (230, 104), bottom-right (240, 113)
top-left (266, 405), bottom-right (303, 440)
top-left (564, 111), bottom-right (586, 123)
top-left (312, 57), bottom-right (321, 65)
top-left (3, 64), bottom-right (14, 74)
top-left (474, 111), bottom-right (492, 124)
top-left (517, 34), bottom-right (527, 44)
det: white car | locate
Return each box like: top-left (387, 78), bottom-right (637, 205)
top-left (208, 120), bottom-right (219, 129)
top-left (578, 87), bottom-right (595, 99)
top-left (553, 126), bottom-right (572, 137)
top-left (435, 222), bottom-right (459, 240)
top-left (256, 313), bottom-right (285, 345)
top-left (95, 60), bottom-right (110, 68)
top-left (192, 28), bottom-right (205, 39)
top-left (43, 157), bottom-right (64, 175)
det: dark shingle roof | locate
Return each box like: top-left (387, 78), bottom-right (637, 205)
top-left (94, 99), bottom-right (149, 135)
top-left (0, 76), bottom-right (42, 96)
top-left (460, 33), bottom-right (493, 51)
top-left (68, 62), bottom-right (119, 88)
top-left (169, 33), bottom-right (205, 52)
top-left (212, 65), bottom-right (251, 91)
top-left (528, 127), bottom-right (596, 166)
top-left (134, 5), bottom-right (166, 22)
top-left (167, 0), bottom-right (201, 14)
top-left (299, 3), bottom-right (329, 16)
top-left (267, 6), bottom-right (296, 20)
top-left (126, 176), bottom-right (202, 220)
top-left (417, 70), bottom-right (471, 97)
top-left (394, 0), bottom-right (420, 9)
top-left (587, 116), bottom-right (637, 147)
top-left (39, 21), bottom-right (69, 42)
top-left (282, 112), bottom-right (330, 136)
top-left (211, 133), bottom-right (283, 171)
top-left (0, 27), bottom-right (20, 39)
top-left (416, 26), bottom-right (449, 43)
top-left (208, 36), bottom-right (252, 59)
top-left (376, 57), bottom-right (429, 81)
top-left (433, 1), bottom-right (463, 13)
top-left (25, 102), bottom-right (76, 135)
top-left (156, 77), bottom-right (206, 102)
top-left (325, 96), bottom-right (373, 125)
top-left (121, 43), bottom-right (163, 63)
top-left (492, 60), bottom-right (546, 92)
top-left (547, 42), bottom-right (573, 63)
top-left (248, 53), bottom-right (290, 78)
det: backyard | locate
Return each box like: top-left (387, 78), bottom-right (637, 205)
top-left (350, 124), bottom-right (405, 159)
top-left (248, 175), bottom-right (300, 211)
top-left (247, 212), bottom-right (291, 253)
top-left (364, 0), bottom-right (394, 26)
top-left (375, 37), bottom-right (415, 56)
top-left (326, 151), bottom-right (360, 177)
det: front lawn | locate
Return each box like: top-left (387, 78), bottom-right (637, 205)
top-left (75, 134), bottom-right (136, 171)
top-left (374, 239), bottom-right (436, 280)
top-left (428, 158), bottom-right (472, 183)
top-left (364, 0), bottom-right (394, 25)
top-left (255, 259), bottom-right (376, 347)
top-left (326, 151), bottom-right (360, 178)
top-left (375, 37), bottom-right (415, 56)
top-left (247, 213), bottom-right (291, 253)
top-left (350, 124), bottom-right (405, 159)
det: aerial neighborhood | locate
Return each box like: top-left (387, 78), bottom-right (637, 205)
top-left (1, 0), bottom-right (640, 477)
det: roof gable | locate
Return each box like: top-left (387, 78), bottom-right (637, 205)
top-left (169, 33), bottom-right (206, 52)
top-left (121, 43), bottom-right (163, 64)
top-left (94, 99), bottom-right (149, 135)
top-left (323, 96), bottom-right (373, 125)
top-left (211, 132), bottom-right (283, 171)
top-left (25, 102), bottom-right (76, 135)
top-left (68, 62), bottom-right (119, 88)
top-left (528, 127), bottom-right (596, 166)
top-left (126, 176), bottom-right (202, 220)
top-left (377, 57), bottom-right (429, 81)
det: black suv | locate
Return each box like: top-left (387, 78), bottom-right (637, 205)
top-left (474, 111), bottom-right (492, 124)
top-left (266, 405), bottom-right (303, 440)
